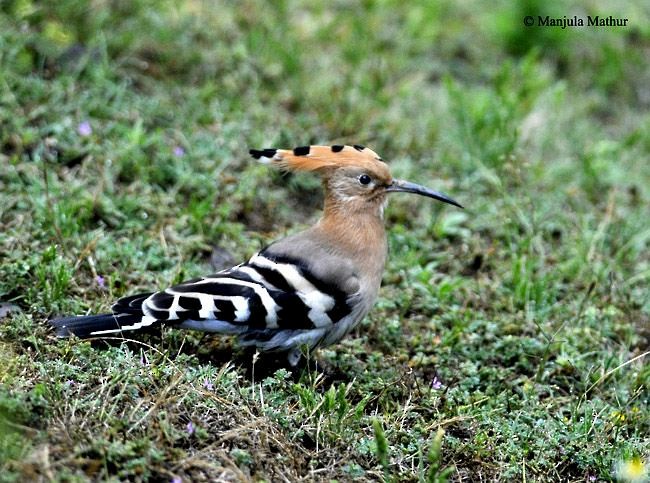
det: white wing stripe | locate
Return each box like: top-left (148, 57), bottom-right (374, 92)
top-left (190, 277), bottom-right (279, 328)
top-left (90, 314), bottom-right (158, 335)
top-left (250, 254), bottom-right (314, 291)
top-left (236, 266), bottom-right (279, 290)
top-left (249, 254), bottom-right (336, 328)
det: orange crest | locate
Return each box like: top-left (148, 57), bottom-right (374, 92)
top-left (250, 144), bottom-right (389, 176)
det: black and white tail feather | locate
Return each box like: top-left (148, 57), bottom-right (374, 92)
top-left (52, 249), bottom-right (356, 365)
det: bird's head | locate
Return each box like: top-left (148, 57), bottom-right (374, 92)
top-left (250, 144), bottom-right (462, 216)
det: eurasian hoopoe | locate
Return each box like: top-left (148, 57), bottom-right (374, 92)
top-left (52, 144), bottom-right (462, 365)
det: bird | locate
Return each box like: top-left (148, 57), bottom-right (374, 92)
top-left (52, 144), bottom-right (463, 365)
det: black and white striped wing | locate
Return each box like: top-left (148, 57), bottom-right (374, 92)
top-left (117, 251), bottom-right (355, 333)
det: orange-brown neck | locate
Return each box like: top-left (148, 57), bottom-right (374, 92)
top-left (317, 193), bottom-right (388, 282)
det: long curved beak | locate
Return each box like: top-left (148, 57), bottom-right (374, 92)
top-left (386, 179), bottom-right (463, 208)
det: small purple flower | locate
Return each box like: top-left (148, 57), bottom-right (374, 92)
top-left (171, 477), bottom-right (182, 483)
top-left (588, 476), bottom-right (596, 482)
top-left (431, 376), bottom-right (443, 390)
top-left (173, 146), bottom-right (185, 157)
top-left (95, 275), bottom-right (105, 289)
top-left (64, 379), bottom-right (75, 387)
top-left (203, 379), bottom-right (213, 390)
top-left (186, 421), bottom-right (195, 435)
top-left (77, 121), bottom-right (92, 137)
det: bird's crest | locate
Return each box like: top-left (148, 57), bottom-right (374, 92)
top-left (250, 144), bottom-right (386, 174)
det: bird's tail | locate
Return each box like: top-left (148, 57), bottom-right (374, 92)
top-left (52, 293), bottom-right (155, 338)
top-left (51, 313), bottom-right (145, 338)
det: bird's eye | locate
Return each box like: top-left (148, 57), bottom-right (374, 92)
top-left (359, 174), bottom-right (372, 185)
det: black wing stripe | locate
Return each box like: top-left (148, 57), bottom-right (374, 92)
top-left (170, 279), bottom-right (259, 298)
top-left (169, 280), bottom-right (226, 294)
top-left (258, 252), bottom-right (352, 323)
top-left (231, 265), bottom-right (281, 290)
top-left (214, 299), bottom-right (237, 322)
top-left (178, 309), bottom-right (201, 321)
top-left (159, 283), bottom-right (273, 327)
top-left (273, 293), bottom-right (313, 329)
top-left (148, 292), bottom-right (175, 310)
top-left (260, 253), bottom-right (346, 299)
top-left (178, 296), bottom-right (203, 311)
top-left (146, 308), bottom-right (172, 320)
top-left (326, 302), bottom-right (352, 323)
top-left (247, 264), bottom-right (293, 292)
top-left (236, 262), bottom-right (316, 328)
top-left (244, 292), bottom-right (268, 329)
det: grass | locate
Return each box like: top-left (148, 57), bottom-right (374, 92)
top-left (1, 0), bottom-right (649, 480)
